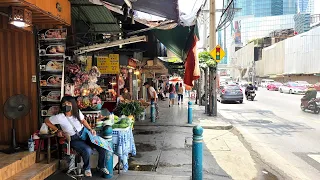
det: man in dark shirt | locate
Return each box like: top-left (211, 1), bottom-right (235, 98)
top-left (245, 83), bottom-right (255, 96)
top-left (303, 86), bottom-right (317, 101)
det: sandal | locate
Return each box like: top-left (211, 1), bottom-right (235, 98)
top-left (97, 167), bottom-right (110, 174)
top-left (84, 169), bottom-right (92, 177)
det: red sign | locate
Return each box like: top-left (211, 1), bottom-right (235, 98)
top-left (128, 58), bottom-right (137, 68)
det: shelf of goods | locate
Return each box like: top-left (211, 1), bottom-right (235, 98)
top-left (37, 28), bottom-right (67, 122)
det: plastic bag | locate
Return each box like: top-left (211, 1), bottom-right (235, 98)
top-left (39, 123), bottom-right (49, 134)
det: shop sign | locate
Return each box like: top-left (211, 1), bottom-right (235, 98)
top-left (128, 58), bottom-right (137, 68)
top-left (97, 55), bottom-right (120, 74)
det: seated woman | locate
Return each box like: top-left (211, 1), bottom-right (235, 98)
top-left (45, 96), bottom-right (109, 177)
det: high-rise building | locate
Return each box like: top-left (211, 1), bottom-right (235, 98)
top-left (234, 0), bottom-right (297, 17)
top-left (297, 0), bottom-right (314, 14)
top-left (225, 0), bottom-right (302, 73)
top-left (294, 13), bottom-right (311, 33)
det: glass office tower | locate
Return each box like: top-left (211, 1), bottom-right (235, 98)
top-left (297, 0), bottom-right (314, 14)
top-left (225, 0), bottom-right (301, 68)
top-left (235, 0), bottom-right (297, 17)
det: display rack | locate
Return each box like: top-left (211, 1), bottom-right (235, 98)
top-left (37, 28), bottom-right (67, 123)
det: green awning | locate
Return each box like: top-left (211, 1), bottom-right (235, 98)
top-left (152, 25), bottom-right (199, 61)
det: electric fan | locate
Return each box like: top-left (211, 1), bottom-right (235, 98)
top-left (1, 94), bottom-right (31, 154)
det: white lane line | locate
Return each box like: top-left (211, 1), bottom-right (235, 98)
top-left (308, 154), bottom-right (320, 163)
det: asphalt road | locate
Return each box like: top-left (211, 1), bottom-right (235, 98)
top-left (218, 88), bottom-right (320, 180)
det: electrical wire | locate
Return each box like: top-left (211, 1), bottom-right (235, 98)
top-left (217, 0), bottom-right (236, 31)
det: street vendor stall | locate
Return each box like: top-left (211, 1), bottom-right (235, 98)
top-left (94, 115), bottom-right (136, 173)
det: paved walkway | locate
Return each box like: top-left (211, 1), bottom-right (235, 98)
top-left (136, 97), bottom-right (232, 129)
top-left (47, 96), bottom-right (258, 180)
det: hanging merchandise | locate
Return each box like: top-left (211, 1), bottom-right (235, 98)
top-left (37, 28), bottom-right (67, 124)
top-left (65, 56), bottom-right (103, 111)
top-left (118, 76), bottom-right (125, 89)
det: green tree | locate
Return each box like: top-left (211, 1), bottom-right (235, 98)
top-left (198, 51), bottom-right (216, 68)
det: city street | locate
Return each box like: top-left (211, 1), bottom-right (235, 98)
top-left (218, 88), bottom-right (320, 180)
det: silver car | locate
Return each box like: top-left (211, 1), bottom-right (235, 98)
top-left (218, 85), bottom-right (244, 103)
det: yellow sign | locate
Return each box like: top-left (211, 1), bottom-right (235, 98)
top-left (85, 56), bottom-right (92, 72)
top-left (210, 45), bottom-right (225, 63)
top-left (97, 55), bottom-right (120, 74)
top-left (109, 54), bottom-right (120, 61)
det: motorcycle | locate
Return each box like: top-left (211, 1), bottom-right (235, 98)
top-left (300, 98), bottom-right (320, 114)
top-left (246, 90), bottom-right (256, 101)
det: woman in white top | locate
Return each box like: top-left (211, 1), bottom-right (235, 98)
top-left (45, 96), bottom-right (109, 177)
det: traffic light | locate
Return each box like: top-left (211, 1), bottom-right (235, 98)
top-left (216, 47), bottom-right (220, 60)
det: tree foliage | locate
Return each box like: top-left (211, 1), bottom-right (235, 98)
top-left (198, 51), bottom-right (216, 68)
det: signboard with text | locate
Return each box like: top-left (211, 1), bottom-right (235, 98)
top-left (97, 54), bottom-right (120, 74)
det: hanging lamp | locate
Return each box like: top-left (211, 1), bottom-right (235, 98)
top-left (8, 6), bottom-right (32, 28)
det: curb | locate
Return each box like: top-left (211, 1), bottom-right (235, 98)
top-left (134, 123), bottom-right (233, 130)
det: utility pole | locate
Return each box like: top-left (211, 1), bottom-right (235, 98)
top-left (204, 67), bottom-right (208, 113)
top-left (209, 0), bottom-right (217, 116)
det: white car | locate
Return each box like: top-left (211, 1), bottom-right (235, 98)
top-left (295, 81), bottom-right (311, 88)
top-left (279, 82), bottom-right (307, 94)
top-left (261, 79), bottom-right (274, 88)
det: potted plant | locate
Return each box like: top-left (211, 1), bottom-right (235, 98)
top-left (113, 101), bottom-right (144, 119)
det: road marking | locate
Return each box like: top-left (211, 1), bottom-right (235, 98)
top-left (308, 154), bottom-right (320, 163)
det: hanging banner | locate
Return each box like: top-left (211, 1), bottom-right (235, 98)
top-left (97, 55), bottom-right (120, 74)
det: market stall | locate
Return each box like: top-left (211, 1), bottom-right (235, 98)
top-left (63, 53), bottom-right (140, 173)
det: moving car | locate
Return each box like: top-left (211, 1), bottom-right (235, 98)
top-left (279, 82), bottom-right (307, 94)
top-left (295, 81), bottom-right (311, 88)
top-left (261, 79), bottom-right (274, 88)
top-left (217, 84), bottom-right (243, 103)
top-left (267, 82), bottom-right (283, 91)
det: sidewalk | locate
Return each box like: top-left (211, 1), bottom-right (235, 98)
top-left (135, 97), bottom-right (232, 129)
top-left (47, 97), bottom-right (259, 180)
top-left (128, 97), bottom-right (258, 180)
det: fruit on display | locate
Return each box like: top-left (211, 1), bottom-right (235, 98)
top-left (111, 116), bottom-right (132, 129)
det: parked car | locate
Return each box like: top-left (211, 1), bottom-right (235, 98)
top-left (314, 82), bottom-right (320, 91)
top-left (261, 79), bottom-right (274, 88)
top-left (267, 82), bottom-right (283, 91)
top-left (295, 81), bottom-right (311, 87)
top-left (279, 82), bottom-right (307, 94)
top-left (217, 85), bottom-right (243, 103)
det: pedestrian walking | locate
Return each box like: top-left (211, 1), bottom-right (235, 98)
top-left (143, 82), bottom-right (159, 119)
top-left (175, 83), bottom-right (179, 96)
top-left (177, 83), bottom-right (184, 105)
top-left (169, 84), bottom-right (176, 107)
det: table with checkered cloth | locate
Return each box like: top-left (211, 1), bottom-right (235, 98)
top-left (112, 127), bottom-right (136, 171)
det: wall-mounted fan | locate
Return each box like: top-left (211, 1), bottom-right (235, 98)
top-left (1, 94), bottom-right (31, 154)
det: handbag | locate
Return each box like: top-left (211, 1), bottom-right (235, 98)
top-left (64, 115), bottom-right (85, 141)
top-left (39, 123), bottom-right (49, 134)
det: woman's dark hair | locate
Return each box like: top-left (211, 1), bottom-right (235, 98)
top-left (169, 84), bottom-right (173, 92)
top-left (60, 96), bottom-right (81, 122)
